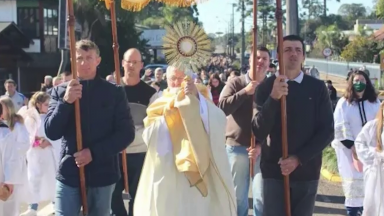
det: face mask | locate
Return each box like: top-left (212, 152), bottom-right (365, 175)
top-left (353, 82), bottom-right (366, 92)
top-left (203, 80), bottom-right (208, 85)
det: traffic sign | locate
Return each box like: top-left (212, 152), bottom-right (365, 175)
top-left (322, 48), bottom-right (332, 57)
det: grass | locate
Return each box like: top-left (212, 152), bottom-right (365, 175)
top-left (322, 146), bottom-right (339, 174)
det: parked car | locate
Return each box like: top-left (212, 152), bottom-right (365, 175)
top-left (141, 64), bottom-right (168, 77)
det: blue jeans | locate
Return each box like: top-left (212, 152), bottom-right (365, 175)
top-left (55, 180), bottom-right (115, 216)
top-left (346, 206), bottom-right (363, 216)
top-left (226, 145), bottom-right (263, 216)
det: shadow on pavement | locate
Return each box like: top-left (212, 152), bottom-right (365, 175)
top-left (313, 205), bottom-right (346, 215)
top-left (316, 194), bottom-right (345, 204)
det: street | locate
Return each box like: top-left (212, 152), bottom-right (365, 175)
top-left (21, 178), bottom-right (345, 216)
top-left (246, 178), bottom-right (345, 216)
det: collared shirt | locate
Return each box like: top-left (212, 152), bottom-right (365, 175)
top-left (244, 72), bottom-right (252, 84)
top-left (5, 91), bottom-right (25, 112)
top-left (275, 71), bottom-right (304, 83)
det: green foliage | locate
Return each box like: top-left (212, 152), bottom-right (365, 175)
top-left (136, 2), bottom-right (198, 28)
top-left (301, 0), bottom-right (324, 18)
top-left (340, 36), bottom-right (384, 62)
top-left (313, 25), bottom-right (349, 56)
top-left (338, 3), bottom-right (367, 22)
top-left (377, 0), bottom-right (384, 19)
top-left (232, 60), bottom-right (241, 70)
top-left (322, 146), bottom-right (338, 174)
top-left (73, 0), bottom-right (150, 77)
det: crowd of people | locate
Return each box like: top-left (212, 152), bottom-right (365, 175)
top-left (0, 35), bottom-right (381, 216)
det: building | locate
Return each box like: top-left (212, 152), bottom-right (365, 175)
top-left (0, 0), bottom-right (61, 95)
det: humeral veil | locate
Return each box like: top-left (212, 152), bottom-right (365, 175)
top-left (134, 82), bottom-right (237, 216)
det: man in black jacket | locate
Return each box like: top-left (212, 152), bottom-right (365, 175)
top-left (252, 35), bottom-right (334, 216)
top-left (45, 39), bottom-right (135, 216)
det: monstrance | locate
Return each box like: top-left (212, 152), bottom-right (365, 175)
top-left (162, 19), bottom-right (212, 73)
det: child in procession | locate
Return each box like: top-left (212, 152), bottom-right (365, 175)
top-left (19, 92), bottom-right (62, 216)
top-left (0, 96), bottom-right (29, 215)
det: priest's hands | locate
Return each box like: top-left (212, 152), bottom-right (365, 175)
top-left (279, 156), bottom-right (300, 176)
top-left (74, 148), bottom-right (93, 167)
top-left (64, 79), bottom-right (82, 104)
top-left (247, 145), bottom-right (261, 161)
top-left (184, 78), bottom-right (198, 98)
top-left (270, 75), bottom-right (288, 100)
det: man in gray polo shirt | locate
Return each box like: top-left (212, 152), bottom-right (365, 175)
top-left (3, 79), bottom-right (27, 112)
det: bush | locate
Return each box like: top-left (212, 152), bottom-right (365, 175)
top-left (322, 146), bottom-right (338, 174)
top-left (232, 60), bottom-right (241, 70)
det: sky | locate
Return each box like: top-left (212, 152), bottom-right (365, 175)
top-left (197, 0), bottom-right (374, 34)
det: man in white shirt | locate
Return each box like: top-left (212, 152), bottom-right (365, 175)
top-left (3, 79), bottom-right (27, 112)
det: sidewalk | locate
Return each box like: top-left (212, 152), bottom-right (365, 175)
top-left (319, 72), bottom-right (384, 97)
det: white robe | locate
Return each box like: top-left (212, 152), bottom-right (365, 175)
top-left (20, 107), bottom-right (61, 204)
top-left (134, 94), bottom-right (237, 216)
top-left (0, 122), bottom-right (30, 216)
top-left (355, 119), bottom-right (384, 216)
top-left (332, 97), bottom-right (380, 207)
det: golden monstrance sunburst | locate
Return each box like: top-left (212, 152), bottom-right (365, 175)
top-left (162, 19), bottom-right (212, 72)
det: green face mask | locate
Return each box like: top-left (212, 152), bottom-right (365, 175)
top-left (353, 82), bottom-right (366, 92)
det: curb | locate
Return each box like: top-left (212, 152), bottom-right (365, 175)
top-left (321, 168), bottom-right (342, 183)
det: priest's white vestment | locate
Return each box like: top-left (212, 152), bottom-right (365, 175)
top-left (134, 88), bottom-right (237, 216)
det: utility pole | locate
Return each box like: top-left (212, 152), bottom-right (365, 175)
top-left (286, 0), bottom-right (298, 35)
top-left (232, 3), bottom-right (236, 57)
top-left (241, 0), bottom-right (245, 66)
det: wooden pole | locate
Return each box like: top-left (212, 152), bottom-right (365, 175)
top-left (66, 0), bottom-right (88, 215)
top-left (109, 0), bottom-right (129, 194)
top-left (275, 0), bottom-right (291, 215)
top-left (250, 0), bottom-right (258, 178)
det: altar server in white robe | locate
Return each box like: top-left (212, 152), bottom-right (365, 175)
top-left (332, 70), bottom-right (380, 216)
top-left (0, 96), bottom-right (29, 216)
top-left (19, 91), bottom-right (62, 216)
top-left (355, 102), bottom-right (384, 216)
top-left (134, 66), bottom-right (237, 216)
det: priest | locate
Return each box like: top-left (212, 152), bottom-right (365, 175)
top-left (134, 65), bottom-right (237, 216)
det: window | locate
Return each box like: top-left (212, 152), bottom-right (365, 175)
top-left (17, 7), bottom-right (40, 39)
top-left (43, 8), bottom-right (58, 53)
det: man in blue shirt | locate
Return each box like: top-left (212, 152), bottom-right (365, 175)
top-left (45, 39), bottom-right (135, 216)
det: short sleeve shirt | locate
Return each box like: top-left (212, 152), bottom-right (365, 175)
top-left (5, 91), bottom-right (25, 112)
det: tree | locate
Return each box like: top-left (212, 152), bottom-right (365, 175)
top-left (136, 2), bottom-right (199, 28)
top-left (314, 25), bottom-right (349, 55)
top-left (338, 3), bottom-right (367, 21)
top-left (301, 0), bottom-right (324, 19)
top-left (72, 0), bottom-right (149, 76)
top-left (340, 36), bottom-right (383, 62)
top-left (376, 0), bottom-right (384, 18)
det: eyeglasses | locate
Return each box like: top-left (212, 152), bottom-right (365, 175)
top-left (123, 60), bottom-right (141, 65)
top-left (167, 76), bottom-right (185, 82)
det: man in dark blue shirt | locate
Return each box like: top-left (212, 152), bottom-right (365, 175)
top-left (252, 35), bottom-right (334, 216)
top-left (45, 39), bottom-right (135, 216)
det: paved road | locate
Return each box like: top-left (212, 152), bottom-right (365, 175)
top-left (21, 178), bottom-right (344, 216)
